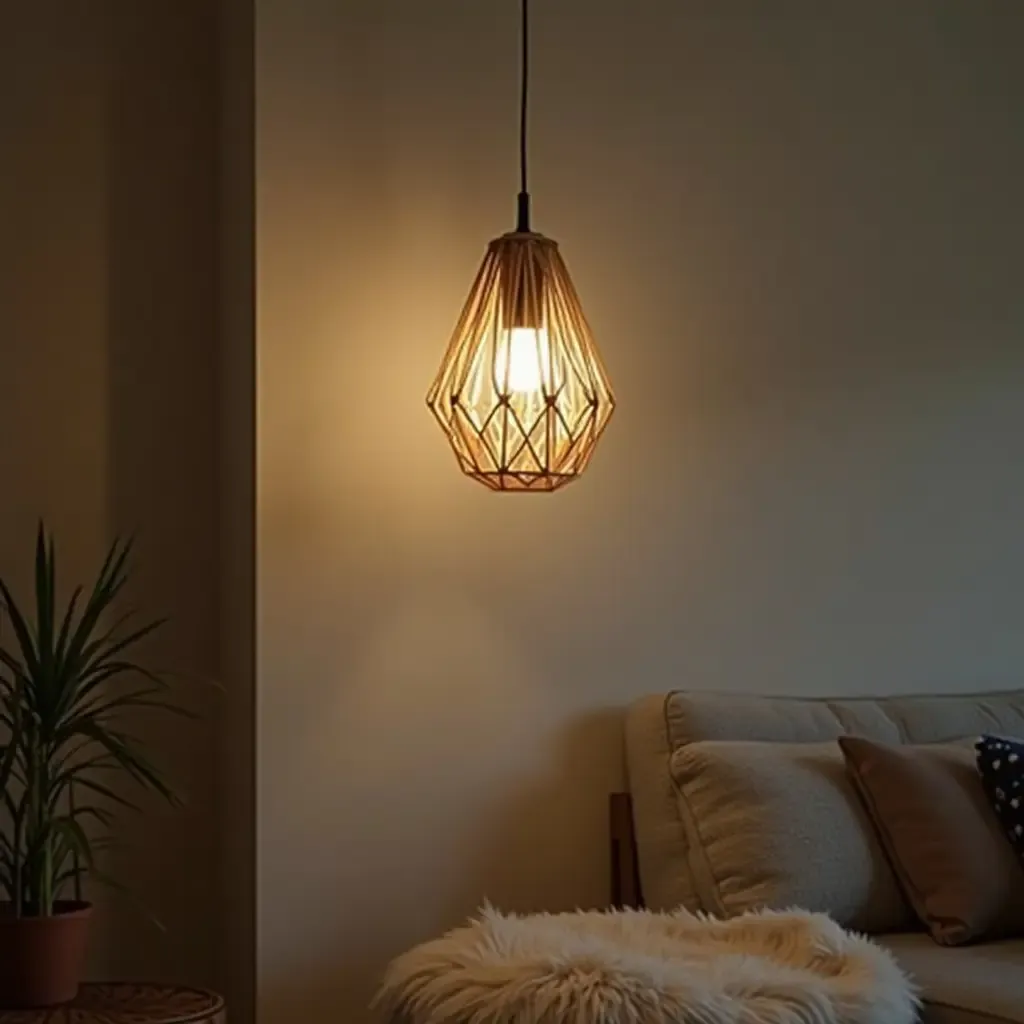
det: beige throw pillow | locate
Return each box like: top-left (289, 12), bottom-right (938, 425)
top-left (839, 736), bottom-right (1024, 945)
top-left (670, 740), bottom-right (915, 933)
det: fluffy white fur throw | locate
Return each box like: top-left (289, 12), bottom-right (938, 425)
top-left (377, 906), bottom-right (918, 1024)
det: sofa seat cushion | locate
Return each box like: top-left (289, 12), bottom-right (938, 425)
top-left (881, 933), bottom-right (1024, 1024)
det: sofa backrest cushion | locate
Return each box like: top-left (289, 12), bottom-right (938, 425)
top-left (625, 689), bottom-right (1024, 923)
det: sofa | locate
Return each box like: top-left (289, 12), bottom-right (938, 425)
top-left (624, 689), bottom-right (1024, 1024)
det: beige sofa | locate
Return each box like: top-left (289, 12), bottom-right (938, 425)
top-left (624, 690), bottom-right (1024, 1024)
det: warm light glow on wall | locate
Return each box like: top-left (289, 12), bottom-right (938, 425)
top-left (426, 0), bottom-right (615, 492)
top-left (427, 232), bottom-right (614, 491)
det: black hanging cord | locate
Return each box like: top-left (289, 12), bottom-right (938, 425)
top-left (516, 0), bottom-right (531, 232)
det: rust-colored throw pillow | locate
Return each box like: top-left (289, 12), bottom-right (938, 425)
top-left (839, 736), bottom-right (1024, 945)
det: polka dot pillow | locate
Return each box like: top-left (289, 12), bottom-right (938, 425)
top-left (976, 735), bottom-right (1024, 861)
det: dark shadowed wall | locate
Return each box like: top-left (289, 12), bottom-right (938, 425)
top-left (0, 0), bottom-right (222, 990)
top-left (219, 0), bottom-right (257, 1019)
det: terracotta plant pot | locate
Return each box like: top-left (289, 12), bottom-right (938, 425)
top-left (0, 901), bottom-right (93, 1008)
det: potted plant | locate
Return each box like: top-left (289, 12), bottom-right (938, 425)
top-left (0, 526), bottom-right (188, 1007)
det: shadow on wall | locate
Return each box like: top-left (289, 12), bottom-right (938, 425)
top-left (461, 708), bottom-right (626, 916)
top-left (97, 0), bottom-right (221, 989)
top-left (0, 0), bottom-right (223, 991)
top-left (259, 707), bottom-right (625, 1024)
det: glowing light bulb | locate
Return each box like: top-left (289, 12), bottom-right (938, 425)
top-left (496, 326), bottom-right (552, 395)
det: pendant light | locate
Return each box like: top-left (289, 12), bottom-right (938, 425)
top-left (427, 0), bottom-right (615, 492)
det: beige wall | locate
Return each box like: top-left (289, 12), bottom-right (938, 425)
top-left (256, 2), bottom-right (1024, 1020)
top-left (0, 1), bottom-right (222, 989)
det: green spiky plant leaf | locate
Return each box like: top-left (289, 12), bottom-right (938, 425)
top-left (0, 524), bottom-right (190, 917)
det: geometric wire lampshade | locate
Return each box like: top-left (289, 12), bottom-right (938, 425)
top-left (427, 231), bottom-right (615, 491)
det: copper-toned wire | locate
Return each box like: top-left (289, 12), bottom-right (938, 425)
top-left (428, 232), bottom-right (615, 492)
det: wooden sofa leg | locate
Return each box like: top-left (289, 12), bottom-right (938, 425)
top-left (609, 792), bottom-right (643, 909)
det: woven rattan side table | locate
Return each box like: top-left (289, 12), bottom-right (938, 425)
top-left (0, 984), bottom-right (224, 1023)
